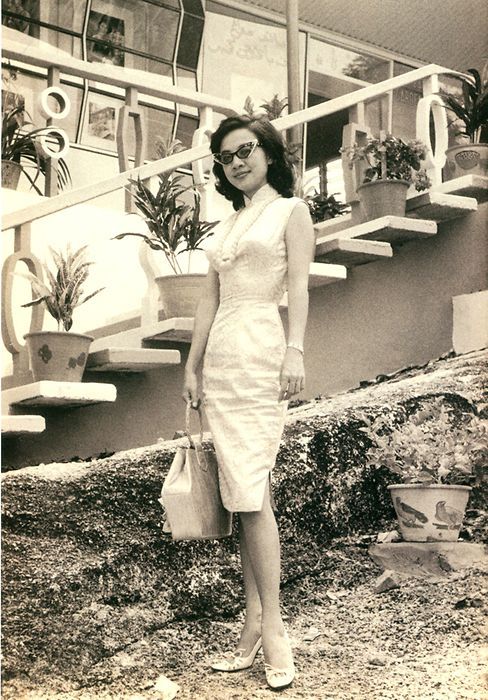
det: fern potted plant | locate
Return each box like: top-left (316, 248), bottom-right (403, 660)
top-left (114, 139), bottom-right (218, 319)
top-left (361, 399), bottom-right (487, 542)
top-left (2, 105), bottom-right (71, 192)
top-left (439, 66), bottom-right (488, 180)
top-left (20, 246), bottom-right (104, 382)
top-left (342, 135), bottom-right (431, 221)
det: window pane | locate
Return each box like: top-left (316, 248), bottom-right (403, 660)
top-left (175, 114), bottom-right (198, 149)
top-left (177, 67), bottom-right (197, 92)
top-left (146, 4), bottom-right (180, 63)
top-left (177, 14), bottom-right (203, 69)
top-left (2, 0), bottom-right (40, 38)
top-left (182, 0), bottom-right (204, 16)
top-left (43, 0), bottom-right (85, 35)
top-left (145, 106), bottom-right (175, 160)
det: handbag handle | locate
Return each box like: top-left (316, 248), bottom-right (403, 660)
top-left (184, 402), bottom-right (208, 471)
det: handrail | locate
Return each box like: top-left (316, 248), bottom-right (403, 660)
top-left (2, 63), bottom-right (459, 231)
top-left (2, 29), bottom-right (236, 115)
top-left (272, 64), bottom-right (460, 131)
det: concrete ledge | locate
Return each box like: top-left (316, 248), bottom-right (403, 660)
top-left (316, 238), bottom-right (393, 266)
top-left (369, 542), bottom-right (488, 579)
top-left (2, 415), bottom-right (46, 435)
top-left (316, 216), bottom-right (437, 248)
top-left (407, 191), bottom-right (478, 221)
top-left (86, 348), bottom-right (181, 372)
top-left (433, 174), bottom-right (488, 203)
top-left (308, 261), bottom-right (348, 286)
top-left (2, 382), bottom-right (117, 408)
top-left (141, 317), bottom-right (194, 344)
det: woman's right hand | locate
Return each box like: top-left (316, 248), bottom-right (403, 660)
top-left (182, 368), bottom-right (200, 408)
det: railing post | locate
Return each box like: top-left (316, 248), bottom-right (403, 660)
top-left (343, 102), bottom-right (372, 224)
top-left (2, 223), bottom-right (44, 382)
top-left (416, 75), bottom-right (448, 187)
top-left (191, 105), bottom-right (214, 220)
top-left (117, 87), bottom-right (147, 213)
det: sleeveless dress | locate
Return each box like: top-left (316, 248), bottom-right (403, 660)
top-left (202, 183), bottom-right (302, 512)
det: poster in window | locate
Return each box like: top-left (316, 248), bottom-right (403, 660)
top-left (3, 0), bottom-right (40, 37)
top-left (87, 10), bottom-right (126, 67)
top-left (82, 96), bottom-right (120, 150)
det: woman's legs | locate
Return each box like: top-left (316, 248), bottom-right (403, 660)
top-left (236, 523), bottom-right (262, 653)
top-left (238, 482), bottom-right (293, 669)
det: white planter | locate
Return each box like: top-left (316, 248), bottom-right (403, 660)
top-left (155, 273), bottom-right (207, 319)
top-left (388, 484), bottom-right (472, 542)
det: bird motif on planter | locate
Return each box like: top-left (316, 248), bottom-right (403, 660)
top-left (433, 501), bottom-right (463, 530)
top-left (395, 497), bottom-right (428, 528)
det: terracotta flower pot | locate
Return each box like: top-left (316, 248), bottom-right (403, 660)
top-left (388, 484), bottom-right (472, 543)
top-left (24, 331), bottom-right (94, 382)
top-left (444, 143), bottom-right (488, 180)
top-left (356, 179), bottom-right (410, 222)
top-left (2, 160), bottom-right (22, 189)
top-left (155, 273), bottom-right (207, 319)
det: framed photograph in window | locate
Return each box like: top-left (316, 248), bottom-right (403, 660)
top-left (87, 4), bottom-right (133, 69)
top-left (2, 0), bottom-right (40, 37)
top-left (81, 94), bottom-right (120, 150)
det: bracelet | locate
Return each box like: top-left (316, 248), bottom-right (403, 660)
top-left (287, 342), bottom-right (304, 354)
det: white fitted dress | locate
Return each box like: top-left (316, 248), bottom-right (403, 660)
top-left (202, 184), bottom-right (302, 512)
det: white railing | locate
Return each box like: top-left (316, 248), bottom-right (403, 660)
top-left (2, 59), bottom-right (462, 378)
top-left (2, 63), bottom-right (459, 231)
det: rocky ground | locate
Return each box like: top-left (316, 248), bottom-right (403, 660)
top-left (4, 542), bottom-right (487, 700)
top-left (3, 350), bottom-right (487, 700)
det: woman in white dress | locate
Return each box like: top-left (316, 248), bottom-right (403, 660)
top-left (182, 115), bottom-right (315, 690)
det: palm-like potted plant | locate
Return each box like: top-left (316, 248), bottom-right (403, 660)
top-left (2, 106), bottom-right (71, 193)
top-left (113, 138), bottom-right (218, 318)
top-left (20, 245), bottom-right (104, 382)
top-left (303, 189), bottom-right (349, 224)
top-left (360, 399), bottom-right (487, 542)
top-left (439, 66), bottom-right (488, 180)
top-left (342, 135), bottom-right (431, 221)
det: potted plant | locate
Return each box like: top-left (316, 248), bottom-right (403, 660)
top-left (114, 139), bottom-right (218, 319)
top-left (439, 66), bottom-right (488, 180)
top-left (2, 105), bottom-right (71, 193)
top-left (19, 245), bottom-right (104, 382)
top-left (303, 188), bottom-right (349, 224)
top-left (361, 399), bottom-right (487, 542)
top-left (342, 135), bottom-right (431, 221)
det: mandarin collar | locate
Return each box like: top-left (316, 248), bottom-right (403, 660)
top-left (243, 182), bottom-right (279, 208)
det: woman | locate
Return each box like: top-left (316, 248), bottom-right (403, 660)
top-left (182, 115), bottom-right (315, 690)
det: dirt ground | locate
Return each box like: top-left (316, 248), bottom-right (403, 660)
top-left (5, 550), bottom-right (487, 700)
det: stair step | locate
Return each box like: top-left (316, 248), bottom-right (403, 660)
top-left (433, 174), bottom-right (488, 203)
top-left (316, 238), bottom-right (393, 266)
top-left (2, 381), bottom-right (117, 408)
top-left (407, 191), bottom-right (478, 221)
top-left (142, 317), bottom-right (194, 344)
top-left (86, 347), bottom-right (180, 372)
top-left (316, 216), bottom-right (437, 252)
top-left (2, 414), bottom-right (46, 435)
top-left (308, 262), bottom-right (347, 286)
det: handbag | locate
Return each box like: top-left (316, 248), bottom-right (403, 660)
top-left (159, 403), bottom-right (232, 541)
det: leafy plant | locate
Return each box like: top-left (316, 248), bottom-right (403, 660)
top-left (114, 138), bottom-right (218, 274)
top-left (243, 94), bottom-right (288, 120)
top-left (2, 105), bottom-right (71, 194)
top-left (19, 245), bottom-right (104, 332)
top-left (342, 134), bottom-right (431, 191)
top-left (360, 399), bottom-right (487, 486)
top-left (303, 189), bottom-right (349, 224)
top-left (439, 67), bottom-right (488, 143)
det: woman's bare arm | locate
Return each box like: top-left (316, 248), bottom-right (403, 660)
top-left (280, 201), bottom-right (316, 400)
top-left (183, 266), bottom-right (220, 405)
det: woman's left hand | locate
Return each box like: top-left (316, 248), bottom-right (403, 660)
top-left (279, 347), bottom-right (305, 401)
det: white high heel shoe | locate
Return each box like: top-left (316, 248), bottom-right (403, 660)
top-left (210, 636), bottom-right (262, 672)
top-left (264, 661), bottom-right (295, 690)
top-left (264, 633), bottom-right (295, 690)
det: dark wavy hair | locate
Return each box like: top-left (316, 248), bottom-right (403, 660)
top-left (210, 115), bottom-right (295, 210)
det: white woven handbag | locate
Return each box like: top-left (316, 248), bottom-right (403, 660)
top-left (159, 404), bottom-right (232, 541)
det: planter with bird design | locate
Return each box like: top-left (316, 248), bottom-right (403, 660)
top-left (388, 484), bottom-right (472, 542)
